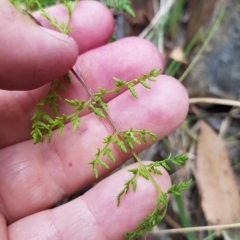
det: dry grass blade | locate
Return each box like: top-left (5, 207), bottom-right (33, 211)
top-left (138, 0), bottom-right (176, 39)
top-left (189, 98), bottom-right (240, 107)
top-left (145, 222), bottom-right (240, 235)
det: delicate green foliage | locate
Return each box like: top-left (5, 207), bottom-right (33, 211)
top-left (31, 80), bottom-right (66, 143)
top-left (89, 159), bottom-right (109, 179)
top-left (65, 99), bottom-right (85, 111)
top-left (89, 135), bottom-right (115, 178)
top-left (62, 0), bottom-right (76, 19)
top-left (149, 68), bottom-right (162, 77)
top-left (149, 133), bottom-right (156, 141)
top-left (90, 129), bottom-right (155, 178)
top-left (128, 82), bottom-right (138, 98)
top-left (123, 128), bottom-right (141, 149)
top-left (9, 0), bottom-right (24, 8)
top-left (112, 77), bottom-right (127, 89)
top-left (64, 99), bottom-right (85, 131)
top-left (95, 95), bottom-right (108, 113)
top-left (103, 148), bottom-right (115, 162)
top-left (63, 72), bottom-right (71, 84)
top-left (31, 84), bottom-right (87, 143)
top-left (47, 80), bottom-right (65, 115)
top-left (128, 168), bottom-right (138, 174)
top-left (108, 33), bottom-right (117, 43)
top-left (34, 0), bottom-right (75, 34)
top-left (138, 130), bottom-right (147, 143)
top-left (138, 168), bottom-right (149, 180)
top-left (103, 135), bottom-right (113, 144)
top-left (88, 104), bottom-right (106, 118)
top-left (147, 164), bottom-right (163, 176)
top-left (141, 129), bottom-right (156, 142)
top-left (88, 95), bottom-right (108, 118)
top-left (117, 164), bottom-right (154, 205)
top-left (12, 0), bottom-right (134, 17)
top-left (139, 78), bottom-right (151, 89)
top-left (145, 154), bottom-right (189, 172)
top-left (71, 115), bottom-right (80, 132)
top-left (118, 153), bottom-right (191, 239)
top-left (19, 0), bottom-right (76, 34)
top-left (31, 107), bottom-right (52, 143)
top-left (113, 135), bottom-right (127, 153)
top-left (103, 0), bottom-right (135, 17)
top-left (123, 128), bottom-right (156, 149)
top-left (98, 87), bottom-right (107, 95)
top-left (167, 179), bottom-right (193, 196)
top-left (125, 194), bottom-right (168, 239)
top-left (10, 0), bottom-right (55, 10)
top-left (28, 0), bottom-right (80, 141)
top-left (169, 153), bottom-right (189, 165)
top-left (117, 171), bottom-right (138, 206)
top-left (55, 114), bottom-right (67, 135)
top-left (24, 0), bottom-right (191, 236)
top-left (94, 68), bottom-right (162, 99)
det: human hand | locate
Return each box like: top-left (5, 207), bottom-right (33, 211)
top-left (0, 1), bottom-right (188, 239)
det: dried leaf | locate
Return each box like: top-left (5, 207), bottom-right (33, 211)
top-left (169, 47), bottom-right (188, 64)
top-left (196, 121), bottom-right (240, 225)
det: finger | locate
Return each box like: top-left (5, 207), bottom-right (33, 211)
top-left (0, 37), bottom-right (163, 148)
top-left (8, 163), bottom-right (171, 240)
top-left (0, 214), bottom-right (7, 240)
top-left (34, 1), bottom-right (115, 54)
top-left (0, 74), bottom-right (188, 223)
top-left (0, 0), bottom-right (78, 90)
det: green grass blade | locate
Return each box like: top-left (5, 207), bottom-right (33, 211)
top-left (174, 195), bottom-right (197, 240)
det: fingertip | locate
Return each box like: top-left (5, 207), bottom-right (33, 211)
top-left (35, 1), bottom-right (115, 54)
top-left (107, 74), bottom-right (189, 141)
top-left (156, 75), bottom-right (189, 127)
top-left (120, 37), bottom-right (165, 72)
top-left (77, 37), bottom-right (165, 93)
top-left (82, 162), bottom-right (171, 238)
top-left (108, 36), bottom-right (165, 74)
top-left (69, 1), bottom-right (115, 53)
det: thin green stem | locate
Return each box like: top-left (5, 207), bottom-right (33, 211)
top-left (94, 78), bottom-right (137, 96)
top-left (132, 152), bottom-right (164, 195)
top-left (165, 28), bottom-right (201, 76)
top-left (179, 7), bottom-right (226, 82)
top-left (174, 195), bottom-right (196, 240)
top-left (100, 134), bottom-right (116, 156)
top-left (63, 0), bottom-right (77, 32)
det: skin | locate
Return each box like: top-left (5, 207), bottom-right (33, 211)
top-left (0, 1), bottom-right (189, 239)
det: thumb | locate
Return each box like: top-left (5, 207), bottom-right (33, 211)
top-left (0, 0), bottom-right (79, 90)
